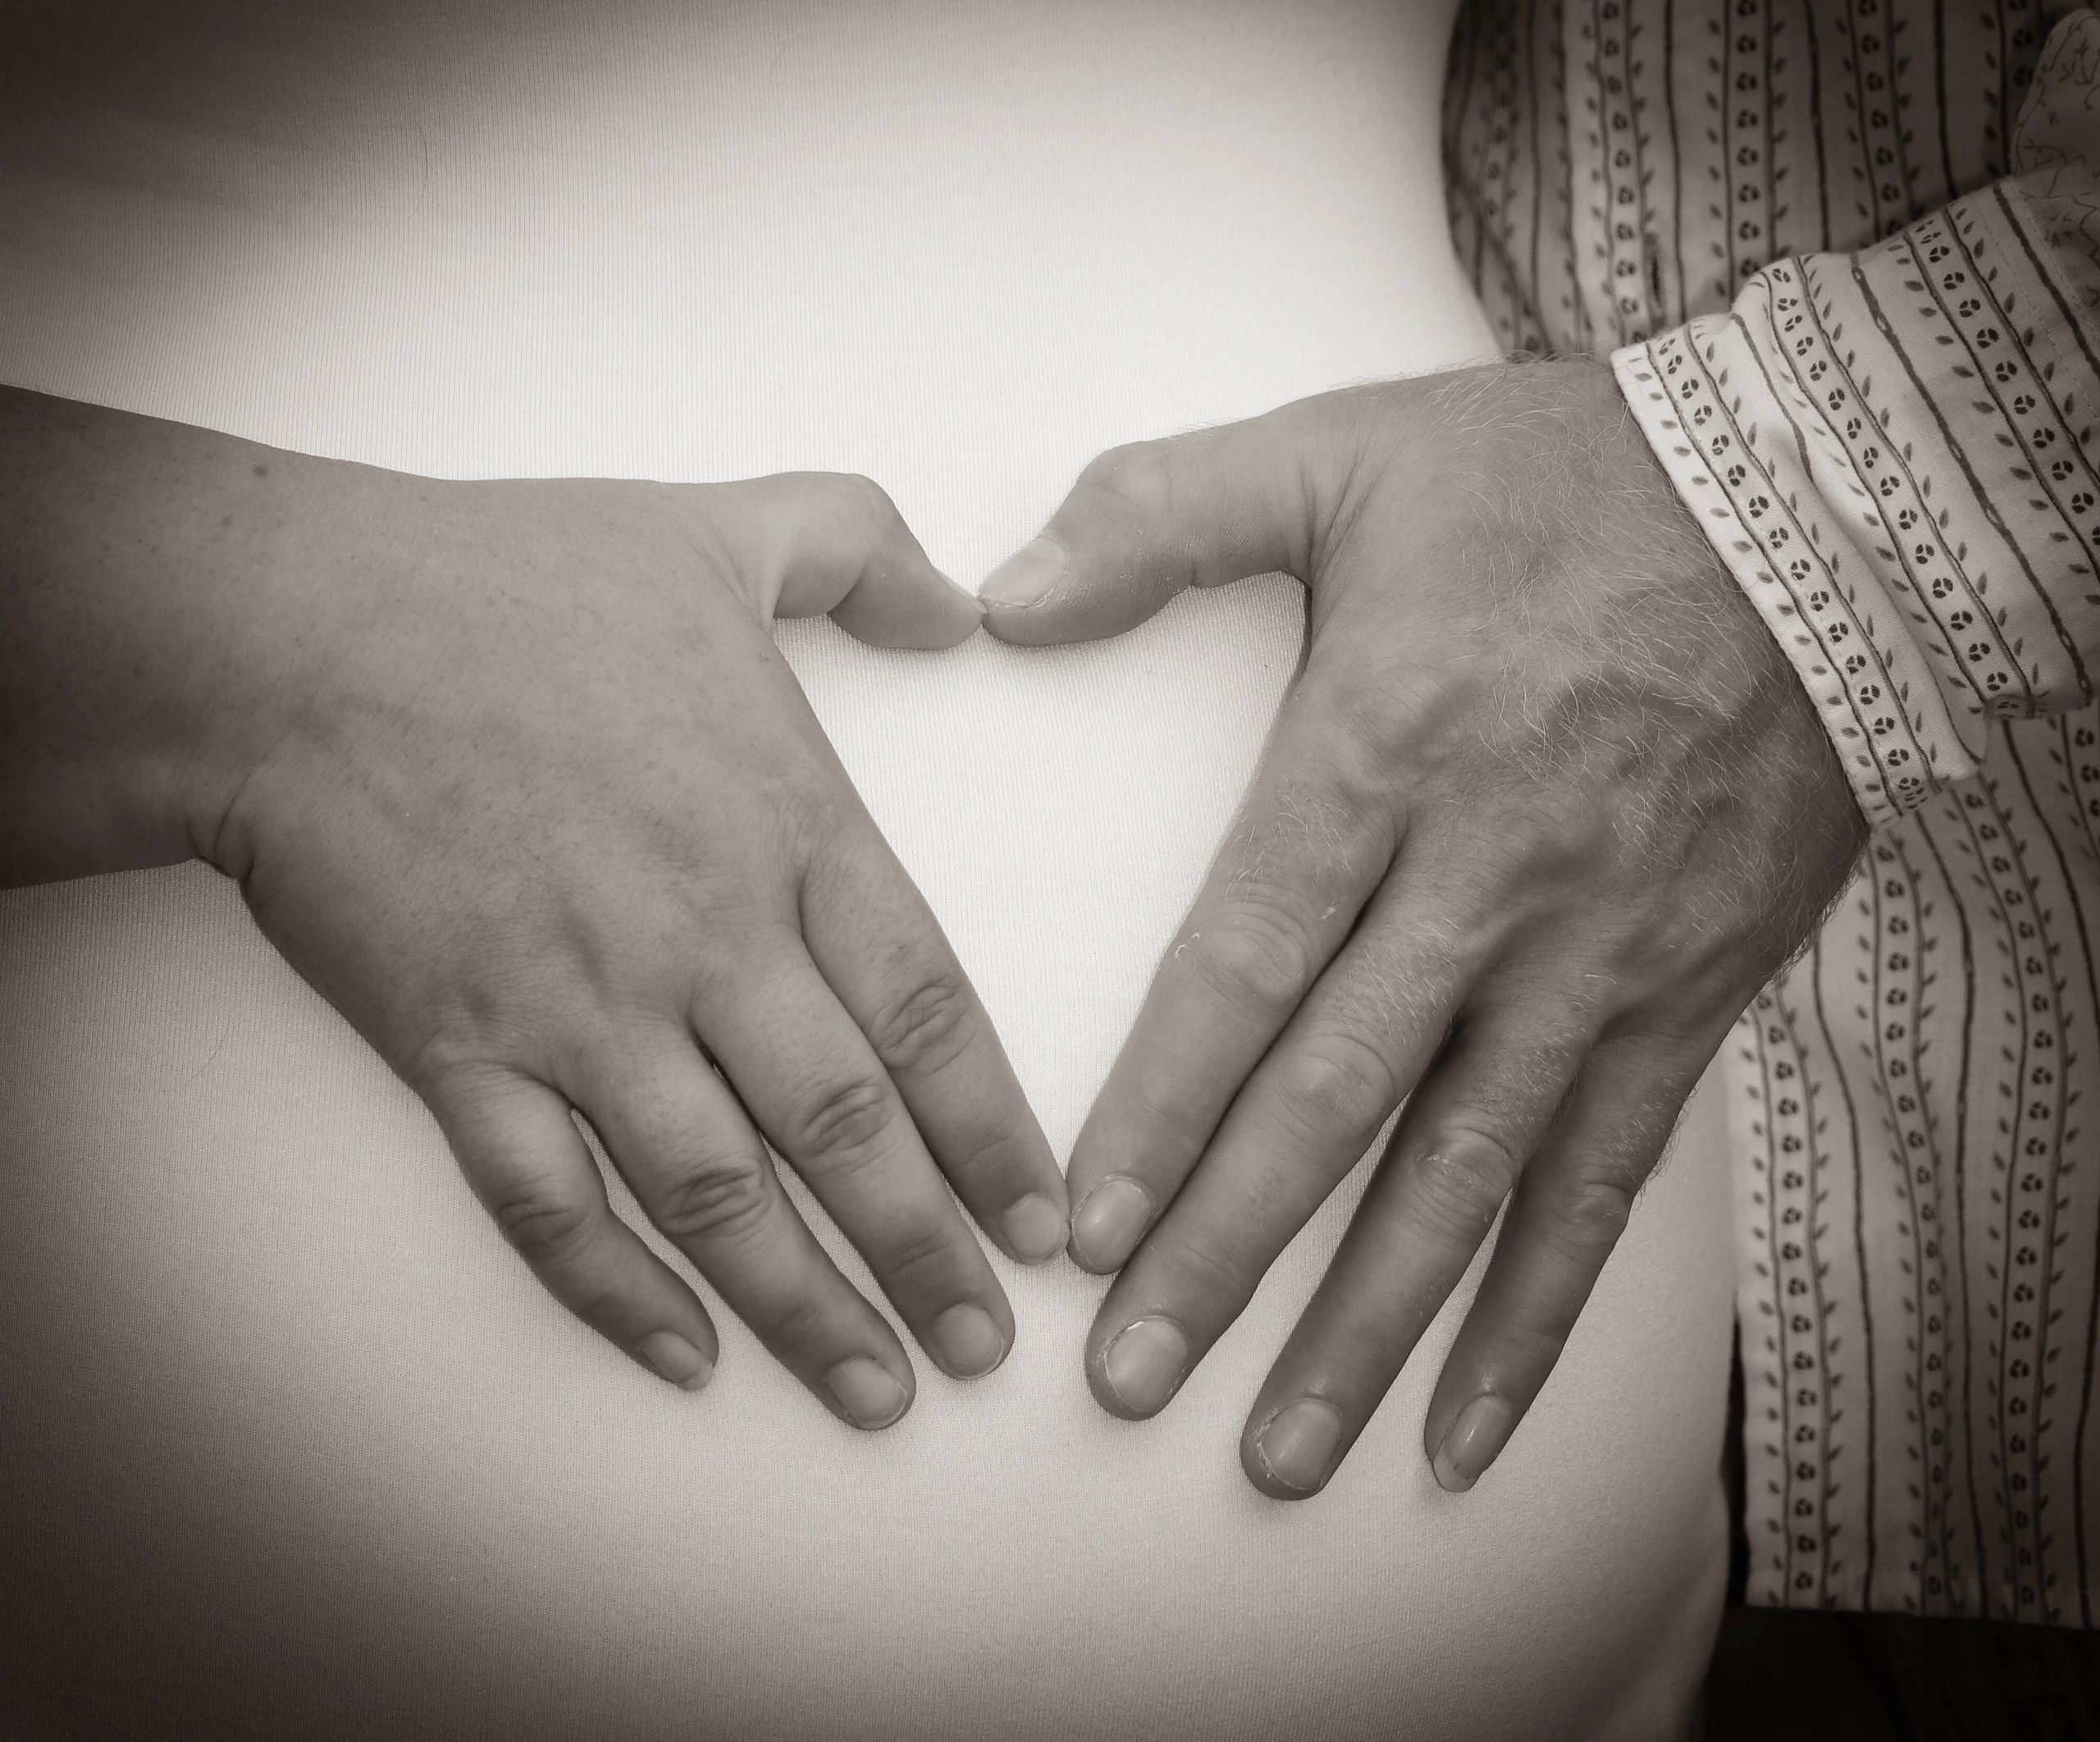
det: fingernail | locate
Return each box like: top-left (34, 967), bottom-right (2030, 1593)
top-left (1001, 1192), bottom-right (1069, 1264)
top-left (1432, 1394), bottom-right (1517, 1493)
top-left (826, 1356), bottom-right (911, 1429)
top-left (933, 1303), bottom-right (1008, 1378)
top-left (637, 1330), bottom-right (714, 1392)
top-left (1253, 1397), bottom-right (1344, 1493)
top-left (1102, 1316), bottom-right (1188, 1415)
top-left (1071, 1177), bottom-right (1156, 1272)
top-left (978, 536), bottom-right (1065, 609)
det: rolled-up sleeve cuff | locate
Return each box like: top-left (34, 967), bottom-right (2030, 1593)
top-left (1613, 300), bottom-right (1963, 834)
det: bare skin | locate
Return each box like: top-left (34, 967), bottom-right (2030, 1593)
top-left (979, 357), bottom-right (1867, 1498)
top-left (0, 385), bottom-right (1069, 1430)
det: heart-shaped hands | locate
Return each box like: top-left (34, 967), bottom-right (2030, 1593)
top-left (6, 363), bottom-right (1860, 1486)
top-left (978, 358), bottom-right (1867, 1497)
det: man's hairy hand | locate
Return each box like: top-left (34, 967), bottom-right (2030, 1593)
top-left (978, 357), bottom-right (1866, 1497)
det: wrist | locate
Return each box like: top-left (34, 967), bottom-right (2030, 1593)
top-left (0, 388), bottom-right (381, 885)
top-left (1612, 322), bottom-right (1929, 830)
top-left (1482, 354), bottom-right (1872, 874)
top-left (1578, 349), bottom-right (1872, 853)
top-left (181, 445), bottom-right (419, 882)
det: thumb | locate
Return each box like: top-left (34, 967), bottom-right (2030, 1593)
top-left (976, 400), bottom-right (1338, 647)
top-left (716, 472), bottom-right (984, 652)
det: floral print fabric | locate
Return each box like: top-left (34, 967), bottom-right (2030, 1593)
top-left (1448, 0), bottom-right (2100, 1622)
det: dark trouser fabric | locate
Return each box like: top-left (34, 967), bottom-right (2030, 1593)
top-left (1704, 1607), bottom-right (2100, 1741)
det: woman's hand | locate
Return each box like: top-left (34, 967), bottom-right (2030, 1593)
top-left (1, 387), bottom-right (1067, 1429)
top-left (977, 359), bottom-right (1866, 1495)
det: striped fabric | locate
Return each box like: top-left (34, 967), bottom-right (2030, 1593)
top-left (1445, 1), bottom-right (2100, 1622)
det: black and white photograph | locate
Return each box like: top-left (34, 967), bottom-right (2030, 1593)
top-left (2, 1), bottom-right (2098, 1735)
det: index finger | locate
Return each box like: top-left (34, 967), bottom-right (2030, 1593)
top-left (710, 471), bottom-right (984, 651)
top-left (975, 396), bottom-right (1350, 646)
top-left (1062, 706), bottom-right (1397, 1273)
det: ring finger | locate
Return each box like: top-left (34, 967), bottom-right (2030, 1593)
top-left (1235, 988), bottom-right (1596, 1496)
top-left (1418, 1021), bottom-right (1723, 1493)
top-left (573, 1028), bottom-right (918, 1430)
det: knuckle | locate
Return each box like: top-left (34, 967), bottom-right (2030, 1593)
top-left (1472, 798), bottom-right (1584, 888)
top-left (1405, 1133), bottom-right (1521, 1241)
top-left (863, 970), bottom-right (979, 1077)
top-left (1551, 1160), bottom-right (1642, 1254)
top-left (781, 1073), bottom-right (897, 1175)
top-left (1464, 1026), bottom-right (1592, 1122)
top-left (404, 1028), bottom-right (482, 1093)
top-left (1312, 661), bottom-right (1411, 763)
top-left (1271, 1031), bottom-right (1398, 1141)
top-left (1604, 1022), bottom-right (1705, 1084)
top-left (840, 471), bottom-right (905, 537)
top-left (952, 1104), bottom-right (1039, 1187)
top-left (873, 1218), bottom-right (961, 1293)
top-left (1242, 765), bottom-right (1382, 887)
top-left (404, 1019), bottom-right (534, 1101)
top-left (490, 1186), bottom-right (601, 1271)
top-left (1151, 1224), bottom-right (1259, 1305)
top-left (651, 1150), bottom-right (775, 1248)
top-left (765, 1288), bottom-right (838, 1359)
top-left (1295, 658), bottom-right (1444, 798)
top-left (1182, 902), bottom-right (1317, 1014)
top-left (1075, 439), bottom-right (1171, 524)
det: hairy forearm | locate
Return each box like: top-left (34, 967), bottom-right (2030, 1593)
top-left (0, 386), bottom-right (376, 887)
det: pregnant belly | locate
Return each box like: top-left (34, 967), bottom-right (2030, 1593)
top-left (0, 2), bottom-right (1735, 1738)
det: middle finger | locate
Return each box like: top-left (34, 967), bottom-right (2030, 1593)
top-left (696, 926), bottom-right (1016, 1383)
top-left (1083, 873), bottom-right (1491, 1419)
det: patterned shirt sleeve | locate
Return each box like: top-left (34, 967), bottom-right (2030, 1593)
top-left (1612, 11), bottom-right (2100, 831)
